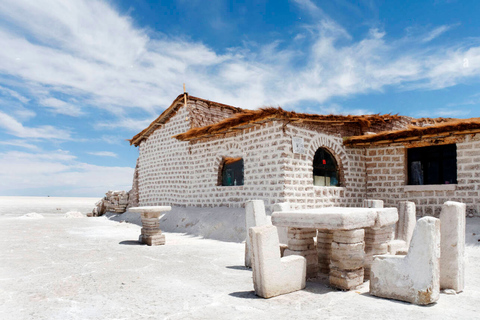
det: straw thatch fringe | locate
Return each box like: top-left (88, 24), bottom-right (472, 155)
top-left (345, 118), bottom-right (480, 146)
top-left (174, 107), bottom-right (406, 141)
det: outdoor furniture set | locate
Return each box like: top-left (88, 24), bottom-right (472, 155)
top-left (247, 199), bottom-right (466, 305)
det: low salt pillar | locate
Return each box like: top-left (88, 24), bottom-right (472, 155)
top-left (245, 200), bottom-right (268, 268)
top-left (329, 229), bottom-right (365, 290)
top-left (370, 217), bottom-right (440, 305)
top-left (440, 201), bottom-right (466, 293)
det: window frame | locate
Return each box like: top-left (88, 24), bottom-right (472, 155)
top-left (406, 144), bottom-right (457, 186)
top-left (312, 147), bottom-right (340, 187)
top-left (219, 157), bottom-right (244, 187)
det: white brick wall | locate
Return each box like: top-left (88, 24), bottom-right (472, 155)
top-left (138, 106), bottom-right (191, 206)
top-left (136, 110), bottom-right (367, 211)
top-left (281, 125), bottom-right (366, 210)
top-left (363, 134), bottom-right (480, 217)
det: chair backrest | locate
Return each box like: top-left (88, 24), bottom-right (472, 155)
top-left (246, 200), bottom-right (268, 230)
top-left (397, 201), bottom-right (416, 246)
top-left (363, 199), bottom-right (384, 208)
top-left (406, 216), bottom-right (440, 266)
top-left (250, 225), bottom-right (281, 268)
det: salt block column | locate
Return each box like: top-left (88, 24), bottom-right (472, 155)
top-left (364, 226), bottom-right (394, 279)
top-left (317, 230), bottom-right (333, 275)
top-left (128, 206), bottom-right (172, 246)
top-left (329, 229), bottom-right (365, 290)
top-left (284, 228), bottom-right (318, 278)
top-left (440, 201), bottom-right (466, 293)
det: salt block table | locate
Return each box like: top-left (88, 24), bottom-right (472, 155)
top-left (128, 206), bottom-right (172, 246)
top-left (271, 207), bottom-right (398, 290)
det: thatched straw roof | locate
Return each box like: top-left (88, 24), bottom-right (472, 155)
top-left (345, 118), bottom-right (480, 146)
top-left (173, 107), bottom-right (407, 141)
top-left (129, 94), bottom-right (243, 147)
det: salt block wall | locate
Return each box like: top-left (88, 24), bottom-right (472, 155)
top-left (281, 124), bottom-right (366, 210)
top-left (187, 121), bottom-right (288, 209)
top-left (137, 106), bottom-right (192, 206)
top-left (137, 111), bottom-right (369, 210)
top-left (364, 134), bottom-right (480, 217)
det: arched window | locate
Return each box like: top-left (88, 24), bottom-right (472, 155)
top-left (313, 148), bottom-right (339, 186)
top-left (220, 157), bottom-right (244, 186)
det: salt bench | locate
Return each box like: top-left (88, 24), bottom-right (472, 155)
top-left (271, 207), bottom-right (398, 290)
top-left (128, 206), bottom-right (172, 246)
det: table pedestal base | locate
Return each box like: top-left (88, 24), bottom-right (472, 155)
top-left (317, 230), bottom-right (333, 275)
top-left (140, 215), bottom-right (165, 246)
top-left (285, 227), bottom-right (318, 278)
top-left (364, 225), bottom-right (394, 279)
top-left (329, 229), bottom-right (365, 290)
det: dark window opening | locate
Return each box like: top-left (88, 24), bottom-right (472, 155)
top-left (313, 148), bottom-right (340, 186)
top-left (221, 158), bottom-right (244, 186)
top-left (407, 144), bottom-right (457, 185)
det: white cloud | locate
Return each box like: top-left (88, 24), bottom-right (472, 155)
top-left (0, 0), bottom-right (478, 118)
top-left (0, 111), bottom-right (71, 140)
top-left (0, 140), bottom-right (41, 151)
top-left (422, 25), bottom-right (455, 42)
top-left (87, 151), bottom-right (118, 157)
top-left (0, 150), bottom-right (134, 196)
top-left (39, 97), bottom-right (84, 116)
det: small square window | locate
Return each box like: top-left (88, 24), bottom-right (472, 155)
top-left (407, 144), bottom-right (457, 185)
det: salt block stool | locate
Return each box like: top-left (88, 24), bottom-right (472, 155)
top-left (440, 201), bottom-right (466, 293)
top-left (250, 225), bottom-right (306, 298)
top-left (370, 216), bottom-right (440, 305)
top-left (388, 201), bottom-right (416, 255)
top-left (363, 199), bottom-right (384, 208)
top-left (245, 200), bottom-right (268, 268)
top-left (128, 206), bottom-right (172, 246)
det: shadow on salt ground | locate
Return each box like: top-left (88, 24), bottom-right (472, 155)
top-left (119, 240), bottom-right (144, 246)
top-left (229, 290), bottom-right (261, 299)
top-left (359, 292), bottom-right (438, 307)
top-left (225, 265), bottom-right (250, 271)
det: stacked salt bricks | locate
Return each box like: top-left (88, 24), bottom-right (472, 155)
top-left (317, 230), bottom-right (333, 274)
top-left (91, 190), bottom-right (130, 216)
top-left (284, 228), bottom-right (318, 278)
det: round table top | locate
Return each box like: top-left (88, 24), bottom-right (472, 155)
top-left (128, 206), bottom-right (172, 214)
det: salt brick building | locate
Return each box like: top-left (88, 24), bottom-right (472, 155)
top-left (129, 93), bottom-right (480, 217)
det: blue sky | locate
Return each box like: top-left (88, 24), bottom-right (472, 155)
top-left (1, 0), bottom-right (480, 197)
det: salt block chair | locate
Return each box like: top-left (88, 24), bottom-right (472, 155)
top-left (363, 199), bottom-right (384, 208)
top-left (440, 201), bottom-right (466, 293)
top-left (272, 202), bottom-right (290, 256)
top-left (388, 201), bottom-right (416, 255)
top-left (370, 216), bottom-right (440, 305)
top-left (245, 200), bottom-right (268, 268)
top-left (250, 225), bottom-right (306, 298)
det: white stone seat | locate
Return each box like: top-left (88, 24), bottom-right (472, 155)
top-left (388, 201), bottom-right (416, 255)
top-left (245, 200), bottom-right (268, 268)
top-left (369, 216), bottom-right (440, 305)
top-left (250, 225), bottom-right (306, 298)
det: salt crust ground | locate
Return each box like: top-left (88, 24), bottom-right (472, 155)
top-left (1, 197), bottom-right (480, 319)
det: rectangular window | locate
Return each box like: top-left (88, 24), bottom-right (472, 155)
top-left (221, 158), bottom-right (244, 186)
top-left (407, 144), bottom-right (457, 185)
